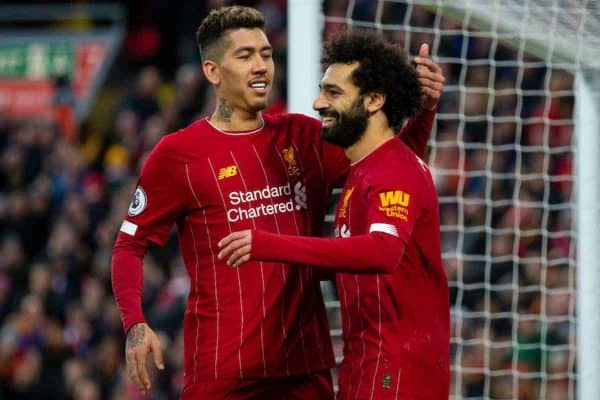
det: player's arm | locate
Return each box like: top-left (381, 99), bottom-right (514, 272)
top-left (219, 177), bottom-right (423, 274)
top-left (112, 233), bottom-right (164, 394)
top-left (219, 229), bottom-right (405, 274)
top-left (111, 137), bottom-right (188, 394)
top-left (112, 233), bottom-right (148, 333)
top-left (399, 43), bottom-right (445, 159)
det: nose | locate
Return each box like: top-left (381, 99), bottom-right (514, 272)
top-left (313, 92), bottom-right (328, 112)
top-left (252, 54), bottom-right (267, 74)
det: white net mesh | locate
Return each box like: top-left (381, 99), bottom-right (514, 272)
top-left (320, 1), bottom-right (585, 398)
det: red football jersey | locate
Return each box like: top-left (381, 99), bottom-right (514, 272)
top-left (334, 137), bottom-right (450, 400)
top-left (120, 114), bottom-right (345, 383)
top-left (114, 110), bottom-right (435, 388)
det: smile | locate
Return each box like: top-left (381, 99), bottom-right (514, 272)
top-left (321, 117), bottom-right (336, 127)
top-left (250, 82), bottom-right (267, 89)
top-left (249, 80), bottom-right (268, 95)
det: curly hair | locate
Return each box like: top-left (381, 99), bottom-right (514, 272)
top-left (196, 6), bottom-right (265, 62)
top-left (321, 30), bottom-right (422, 129)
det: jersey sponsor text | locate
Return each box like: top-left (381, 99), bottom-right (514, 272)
top-left (226, 182), bottom-right (306, 222)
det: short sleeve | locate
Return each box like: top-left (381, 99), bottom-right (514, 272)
top-left (365, 169), bottom-right (424, 244)
top-left (121, 139), bottom-right (190, 246)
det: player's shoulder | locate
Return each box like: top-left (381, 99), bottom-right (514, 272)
top-left (389, 137), bottom-right (431, 174)
top-left (267, 112), bottom-right (321, 133)
top-left (148, 131), bottom-right (183, 162)
top-left (368, 138), bottom-right (434, 186)
top-left (287, 112), bottom-right (321, 127)
top-left (150, 118), bottom-right (208, 160)
top-left (271, 112), bottom-right (320, 125)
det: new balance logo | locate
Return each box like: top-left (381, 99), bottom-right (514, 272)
top-left (379, 190), bottom-right (410, 207)
top-left (218, 166), bottom-right (238, 180)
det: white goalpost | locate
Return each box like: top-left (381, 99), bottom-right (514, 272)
top-left (287, 0), bottom-right (321, 116)
top-left (287, 1), bottom-right (600, 399)
top-left (575, 70), bottom-right (600, 400)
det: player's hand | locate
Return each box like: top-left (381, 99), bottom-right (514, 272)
top-left (125, 322), bottom-right (164, 394)
top-left (414, 43), bottom-right (445, 110)
top-left (218, 229), bottom-right (253, 268)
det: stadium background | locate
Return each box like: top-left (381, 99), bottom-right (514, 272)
top-left (0, 0), bottom-right (576, 399)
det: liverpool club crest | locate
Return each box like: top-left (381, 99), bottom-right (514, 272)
top-left (282, 145), bottom-right (300, 180)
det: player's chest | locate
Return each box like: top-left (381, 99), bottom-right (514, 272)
top-left (185, 141), bottom-right (321, 217)
top-left (333, 177), bottom-right (368, 238)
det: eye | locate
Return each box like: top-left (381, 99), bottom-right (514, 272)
top-left (236, 51), bottom-right (252, 60)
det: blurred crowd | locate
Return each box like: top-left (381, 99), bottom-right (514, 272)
top-left (0, 1), bottom-right (575, 399)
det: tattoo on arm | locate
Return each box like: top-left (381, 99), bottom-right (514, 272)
top-left (126, 324), bottom-right (146, 348)
top-left (216, 98), bottom-right (234, 122)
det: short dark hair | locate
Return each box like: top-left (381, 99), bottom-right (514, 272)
top-left (321, 30), bottom-right (422, 129)
top-left (196, 6), bottom-right (265, 62)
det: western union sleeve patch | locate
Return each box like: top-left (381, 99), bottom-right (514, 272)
top-left (378, 190), bottom-right (410, 221)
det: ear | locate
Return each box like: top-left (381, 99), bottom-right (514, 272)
top-left (365, 92), bottom-right (386, 113)
top-left (202, 60), bottom-right (221, 86)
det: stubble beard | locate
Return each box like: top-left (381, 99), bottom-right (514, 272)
top-left (250, 99), bottom-right (268, 113)
top-left (321, 96), bottom-right (369, 149)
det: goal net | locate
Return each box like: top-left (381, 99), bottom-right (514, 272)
top-left (317, 1), bottom-right (599, 398)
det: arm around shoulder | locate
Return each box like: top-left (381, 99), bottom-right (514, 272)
top-left (249, 229), bottom-right (405, 274)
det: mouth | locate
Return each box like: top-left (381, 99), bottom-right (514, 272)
top-left (249, 79), bottom-right (269, 95)
top-left (319, 113), bottom-right (337, 128)
top-left (321, 117), bottom-right (336, 128)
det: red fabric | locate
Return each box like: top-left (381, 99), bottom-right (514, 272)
top-left (180, 370), bottom-right (333, 400)
top-left (248, 137), bottom-right (450, 399)
top-left (251, 230), bottom-right (405, 274)
top-left (113, 114), bottom-right (342, 384)
top-left (110, 111), bottom-right (434, 386)
top-left (111, 232), bottom-right (148, 333)
top-left (399, 107), bottom-right (436, 159)
top-left (334, 137), bottom-right (450, 400)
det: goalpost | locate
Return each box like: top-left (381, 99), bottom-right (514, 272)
top-left (288, 1), bottom-right (600, 399)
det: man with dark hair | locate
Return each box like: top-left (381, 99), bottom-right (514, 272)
top-left (196, 6), bottom-right (265, 62)
top-left (219, 30), bottom-right (450, 399)
top-left (112, 6), bottom-right (445, 399)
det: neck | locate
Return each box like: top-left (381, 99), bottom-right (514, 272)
top-left (209, 97), bottom-right (263, 131)
top-left (345, 115), bottom-right (395, 163)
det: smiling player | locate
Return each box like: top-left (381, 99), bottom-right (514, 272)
top-left (111, 6), bottom-right (445, 399)
top-left (218, 30), bottom-right (450, 399)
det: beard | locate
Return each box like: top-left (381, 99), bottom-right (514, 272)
top-left (249, 98), bottom-right (268, 112)
top-left (320, 96), bottom-right (368, 149)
